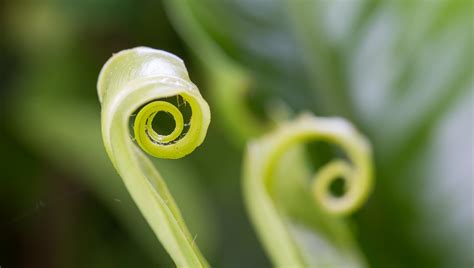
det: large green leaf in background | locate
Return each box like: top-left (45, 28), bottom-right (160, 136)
top-left (165, 0), bottom-right (473, 267)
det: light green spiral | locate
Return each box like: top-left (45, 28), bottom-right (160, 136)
top-left (98, 47), bottom-right (210, 267)
top-left (243, 114), bottom-right (373, 267)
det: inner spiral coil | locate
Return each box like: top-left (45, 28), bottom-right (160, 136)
top-left (135, 101), bottom-right (184, 145)
top-left (132, 93), bottom-right (198, 159)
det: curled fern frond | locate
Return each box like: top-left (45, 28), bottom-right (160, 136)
top-left (243, 114), bottom-right (373, 267)
top-left (98, 47), bottom-right (210, 267)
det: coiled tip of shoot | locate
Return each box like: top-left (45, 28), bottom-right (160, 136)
top-left (312, 160), bottom-right (364, 216)
top-left (258, 114), bottom-right (373, 216)
top-left (134, 101), bottom-right (184, 150)
top-left (133, 94), bottom-right (210, 159)
top-left (98, 46), bottom-right (211, 160)
top-left (243, 114), bottom-right (373, 267)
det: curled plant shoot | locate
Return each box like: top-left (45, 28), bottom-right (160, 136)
top-left (98, 47), bottom-right (210, 267)
top-left (244, 114), bottom-right (373, 267)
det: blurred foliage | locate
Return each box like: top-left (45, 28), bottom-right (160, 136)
top-left (0, 0), bottom-right (472, 268)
